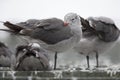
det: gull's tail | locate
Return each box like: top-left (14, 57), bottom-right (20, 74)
top-left (0, 21), bottom-right (32, 36)
top-left (2, 21), bottom-right (24, 32)
top-left (0, 29), bottom-right (24, 35)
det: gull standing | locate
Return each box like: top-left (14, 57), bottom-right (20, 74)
top-left (74, 16), bottom-right (120, 69)
top-left (1, 13), bottom-right (82, 69)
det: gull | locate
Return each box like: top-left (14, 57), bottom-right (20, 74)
top-left (0, 13), bottom-right (82, 69)
top-left (74, 16), bottom-right (120, 69)
top-left (14, 43), bottom-right (51, 71)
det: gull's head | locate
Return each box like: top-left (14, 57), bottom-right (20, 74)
top-left (64, 13), bottom-right (81, 26)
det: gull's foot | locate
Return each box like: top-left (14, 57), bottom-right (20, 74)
top-left (95, 65), bottom-right (107, 68)
top-left (85, 67), bottom-right (90, 70)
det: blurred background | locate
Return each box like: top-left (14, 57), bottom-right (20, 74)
top-left (0, 0), bottom-right (120, 68)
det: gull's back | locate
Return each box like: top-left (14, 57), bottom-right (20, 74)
top-left (15, 45), bottom-right (50, 71)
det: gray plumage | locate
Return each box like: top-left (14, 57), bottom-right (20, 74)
top-left (2, 13), bottom-right (82, 70)
top-left (87, 17), bottom-right (120, 42)
top-left (14, 43), bottom-right (51, 71)
top-left (1, 18), bottom-right (73, 45)
top-left (18, 18), bottom-right (73, 44)
top-left (0, 42), bottom-right (13, 67)
top-left (16, 19), bottom-right (40, 28)
top-left (74, 16), bottom-right (120, 69)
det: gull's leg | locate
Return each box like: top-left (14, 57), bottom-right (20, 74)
top-left (54, 52), bottom-right (57, 70)
top-left (96, 52), bottom-right (99, 67)
top-left (86, 55), bottom-right (90, 69)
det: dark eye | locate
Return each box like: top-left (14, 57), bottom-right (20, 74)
top-left (72, 18), bottom-right (75, 21)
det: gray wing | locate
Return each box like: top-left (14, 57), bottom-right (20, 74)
top-left (30, 26), bottom-right (73, 44)
top-left (30, 18), bottom-right (73, 44)
top-left (88, 17), bottom-right (120, 42)
top-left (16, 56), bottom-right (50, 71)
top-left (15, 46), bottom-right (50, 71)
top-left (16, 19), bottom-right (40, 28)
top-left (17, 18), bottom-right (60, 29)
top-left (4, 18), bottom-right (73, 44)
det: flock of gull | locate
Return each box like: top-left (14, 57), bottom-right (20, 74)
top-left (0, 13), bottom-right (119, 71)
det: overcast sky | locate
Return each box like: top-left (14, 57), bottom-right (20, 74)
top-left (0, 0), bottom-right (120, 66)
top-left (0, 0), bottom-right (120, 21)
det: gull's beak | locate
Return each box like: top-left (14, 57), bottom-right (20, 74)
top-left (64, 22), bottom-right (69, 26)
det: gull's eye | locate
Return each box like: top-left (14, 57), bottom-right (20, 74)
top-left (72, 18), bottom-right (75, 21)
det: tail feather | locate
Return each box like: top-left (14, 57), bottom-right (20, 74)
top-left (3, 21), bottom-right (24, 32)
top-left (80, 16), bottom-right (99, 35)
top-left (0, 29), bottom-right (25, 35)
top-left (0, 21), bottom-right (34, 37)
top-left (0, 29), bottom-right (16, 33)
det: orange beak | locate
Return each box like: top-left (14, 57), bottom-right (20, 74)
top-left (64, 22), bottom-right (69, 26)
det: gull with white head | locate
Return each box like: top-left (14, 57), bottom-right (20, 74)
top-left (1, 13), bottom-right (82, 69)
top-left (74, 16), bottom-right (120, 69)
